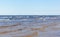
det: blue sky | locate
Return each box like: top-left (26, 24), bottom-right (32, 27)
top-left (0, 0), bottom-right (60, 15)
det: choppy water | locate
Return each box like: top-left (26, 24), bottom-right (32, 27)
top-left (0, 15), bottom-right (60, 37)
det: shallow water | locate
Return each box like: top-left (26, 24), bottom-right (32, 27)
top-left (0, 16), bottom-right (60, 37)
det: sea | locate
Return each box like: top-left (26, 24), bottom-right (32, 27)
top-left (0, 15), bottom-right (60, 37)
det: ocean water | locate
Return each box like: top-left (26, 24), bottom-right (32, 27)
top-left (0, 15), bottom-right (60, 37)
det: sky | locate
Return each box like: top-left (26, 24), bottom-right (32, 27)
top-left (0, 0), bottom-right (60, 15)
